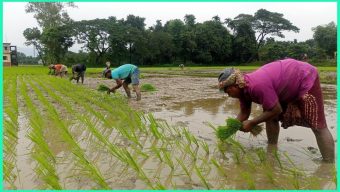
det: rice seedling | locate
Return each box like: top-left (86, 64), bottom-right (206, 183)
top-left (245, 155), bottom-right (257, 171)
top-left (194, 165), bottom-right (210, 189)
top-left (227, 138), bottom-right (246, 153)
top-left (141, 83), bottom-right (157, 92)
top-left (147, 113), bottom-right (163, 140)
top-left (210, 158), bottom-right (227, 178)
top-left (241, 172), bottom-right (256, 189)
top-left (255, 147), bottom-right (267, 163)
top-left (175, 157), bottom-right (192, 180)
top-left (232, 148), bottom-right (242, 164)
top-left (97, 84), bottom-right (111, 92)
top-left (199, 140), bottom-right (210, 155)
top-left (273, 149), bottom-right (283, 170)
top-left (121, 149), bottom-right (154, 189)
top-left (263, 164), bottom-right (276, 185)
top-left (160, 148), bottom-right (174, 170)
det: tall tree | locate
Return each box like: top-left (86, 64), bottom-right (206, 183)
top-left (312, 22), bottom-right (337, 58)
top-left (25, 2), bottom-right (75, 28)
top-left (164, 19), bottom-right (185, 61)
top-left (184, 14), bottom-right (196, 28)
top-left (23, 27), bottom-right (45, 65)
top-left (73, 18), bottom-right (114, 65)
top-left (24, 2), bottom-right (76, 64)
top-left (194, 20), bottom-right (232, 64)
top-left (226, 14), bottom-right (257, 62)
top-left (253, 9), bottom-right (300, 50)
top-left (228, 9), bottom-right (299, 62)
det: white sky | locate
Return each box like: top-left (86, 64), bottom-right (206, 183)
top-left (3, 2), bottom-right (337, 56)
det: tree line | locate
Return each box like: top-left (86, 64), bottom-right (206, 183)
top-left (22, 2), bottom-right (337, 67)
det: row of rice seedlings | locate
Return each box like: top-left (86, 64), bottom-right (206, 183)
top-left (35, 77), bottom-right (128, 163)
top-left (43, 75), bottom-right (249, 189)
top-left (25, 77), bottom-right (110, 189)
top-left (38, 76), bottom-right (155, 188)
top-left (3, 75), bottom-right (19, 188)
top-left (48, 77), bottom-right (146, 147)
top-left (18, 76), bottom-right (61, 189)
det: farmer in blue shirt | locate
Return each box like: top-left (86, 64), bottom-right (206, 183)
top-left (103, 64), bottom-right (141, 101)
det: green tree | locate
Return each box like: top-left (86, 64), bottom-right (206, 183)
top-left (193, 20), bottom-right (232, 64)
top-left (24, 2), bottom-right (76, 64)
top-left (253, 9), bottom-right (300, 50)
top-left (312, 22), bottom-right (337, 58)
top-left (164, 19), bottom-right (186, 62)
top-left (73, 18), bottom-right (114, 65)
top-left (226, 15), bottom-right (257, 63)
top-left (23, 27), bottom-right (46, 65)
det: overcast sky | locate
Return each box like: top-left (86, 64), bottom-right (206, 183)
top-left (3, 2), bottom-right (337, 56)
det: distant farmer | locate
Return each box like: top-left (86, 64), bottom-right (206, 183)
top-left (48, 64), bottom-right (68, 78)
top-left (218, 58), bottom-right (334, 162)
top-left (70, 63), bottom-right (87, 84)
top-left (105, 61), bottom-right (111, 69)
top-left (179, 64), bottom-right (185, 70)
top-left (302, 53), bottom-right (308, 62)
top-left (103, 64), bottom-right (141, 101)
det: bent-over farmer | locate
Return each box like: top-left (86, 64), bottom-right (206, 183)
top-left (71, 63), bottom-right (87, 84)
top-left (103, 63), bottom-right (141, 101)
top-left (218, 58), bottom-right (334, 162)
top-left (48, 64), bottom-right (68, 78)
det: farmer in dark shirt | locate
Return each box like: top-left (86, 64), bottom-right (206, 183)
top-left (71, 63), bottom-right (87, 84)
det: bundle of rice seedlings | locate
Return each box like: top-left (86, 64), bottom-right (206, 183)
top-left (97, 84), bottom-right (110, 92)
top-left (69, 76), bottom-right (75, 81)
top-left (141, 83), bottom-right (156, 92)
top-left (216, 118), bottom-right (242, 140)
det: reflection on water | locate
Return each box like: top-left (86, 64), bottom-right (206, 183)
top-left (153, 85), bottom-right (337, 189)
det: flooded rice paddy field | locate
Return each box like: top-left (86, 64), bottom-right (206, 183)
top-left (4, 73), bottom-right (337, 190)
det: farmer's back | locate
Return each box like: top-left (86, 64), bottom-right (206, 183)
top-left (244, 59), bottom-right (318, 109)
top-left (111, 64), bottom-right (137, 79)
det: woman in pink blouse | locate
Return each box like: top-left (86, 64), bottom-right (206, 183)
top-left (218, 58), bottom-right (334, 162)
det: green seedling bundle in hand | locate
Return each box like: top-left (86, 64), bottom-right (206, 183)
top-left (216, 118), bottom-right (242, 140)
top-left (97, 84), bottom-right (110, 92)
top-left (216, 118), bottom-right (263, 141)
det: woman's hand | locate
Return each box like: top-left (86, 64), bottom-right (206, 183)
top-left (240, 120), bottom-right (256, 132)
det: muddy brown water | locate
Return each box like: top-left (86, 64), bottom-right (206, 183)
top-left (83, 75), bottom-right (337, 189)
